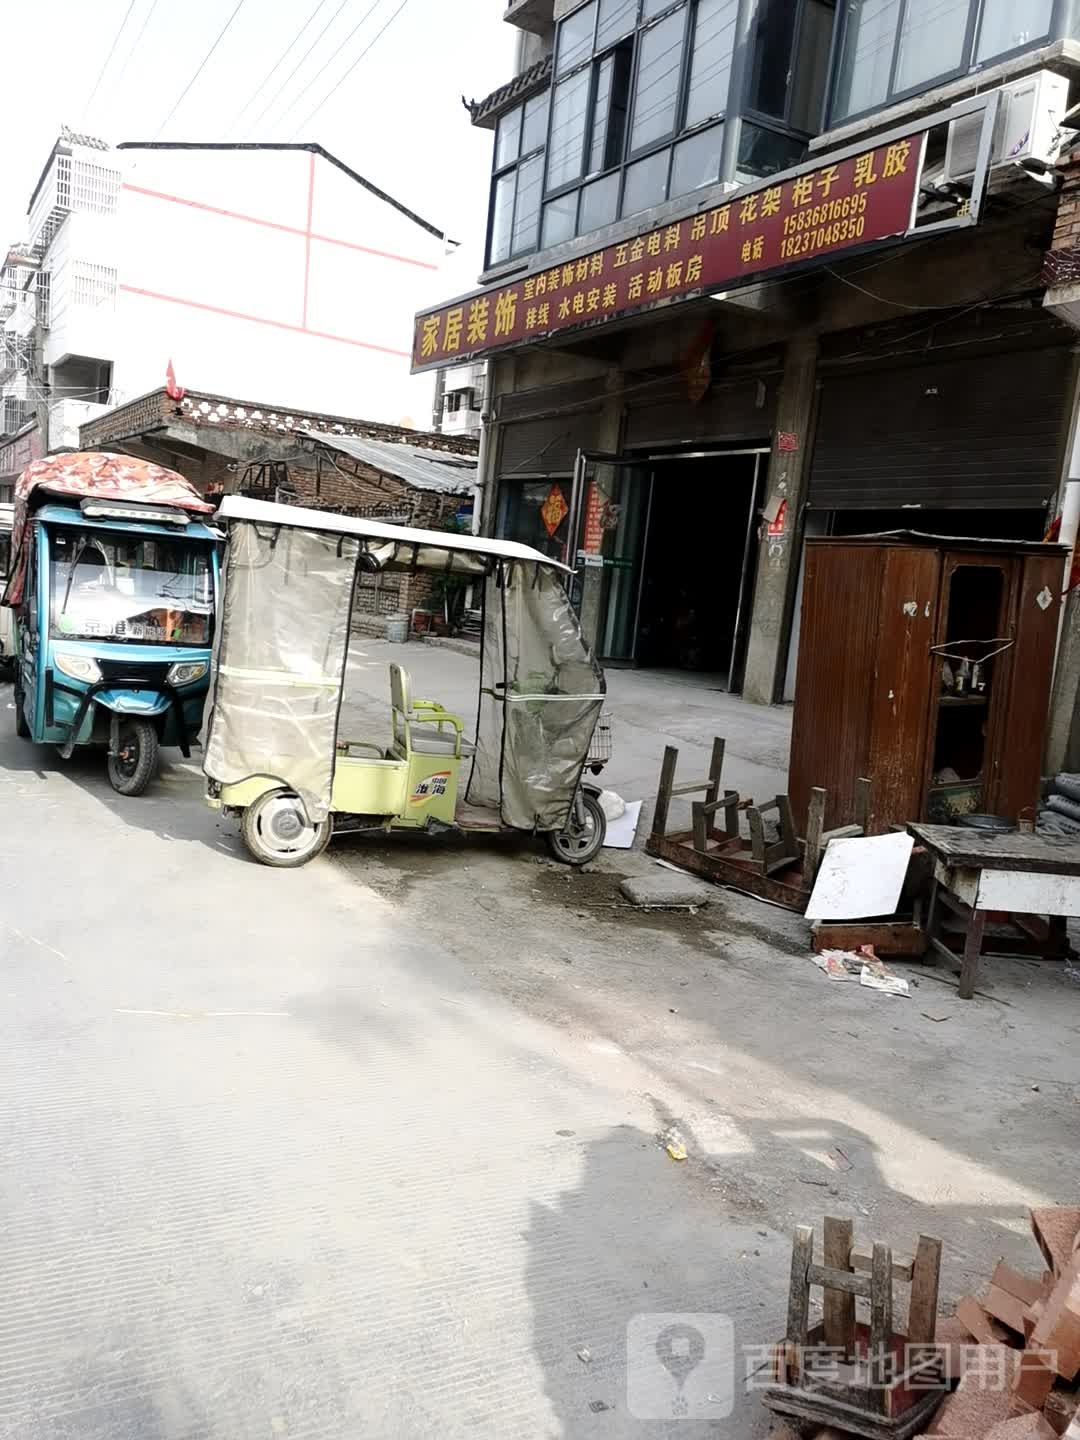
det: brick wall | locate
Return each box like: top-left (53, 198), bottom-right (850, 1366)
top-left (1043, 150), bottom-right (1080, 286)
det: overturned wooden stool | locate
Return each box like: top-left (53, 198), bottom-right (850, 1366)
top-left (761, 1217), bottom-right (945, 1439)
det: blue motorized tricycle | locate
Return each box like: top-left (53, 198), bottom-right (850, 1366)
top-left (11, 494), bottom-right (218, 794)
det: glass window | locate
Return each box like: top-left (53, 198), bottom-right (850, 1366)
top-left (548, 70), bottom-right (591, 190)
top-left (556, 1), bottom-right (597, 74)
top-left (789, 0), bottom-right (833, 132)
top-left (521, 91), bottom-right (549, 152)
top-left (975, 0), bottom-right (1052, 62)
top-left (597, 0), bottom-right (636, 48)
top-left (670, 121), bottom-right (722, 197)
top-left (50, 531), bottom-right (213, 646)
top-left (746, 0), bottom-right (798, 119)
top-left (684, 0), bottom-right (738, 128)
top-left (895, 0), bottom-right (968, 91)
top-left (495, 107), bottom-right (522, 168)
top-left (642, 0), bottom-right (677, 14)
top-left (589, 54), bottom-right (616, 173)
top-left (630, 8), bottom-right (687, 151)
top-left (579, 172), bottom-right (620, 232)
top-left (832, 0), bottom-right (899, 120)
top-left (621, 148), bottom-right (669, 215)
top-left (542, 193), bottom-right (577, 247)
top-left (490, 172), bottom-right (515, 263)
top-left (736, 122), bottom-right (806, 183)
top-left (512, 154), bottom-right (544, 254)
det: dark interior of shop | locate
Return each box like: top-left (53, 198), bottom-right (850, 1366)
top-left (634, 453), bottom-right (759, 681)
top-left (828, 508), bottom-right (1049, 540)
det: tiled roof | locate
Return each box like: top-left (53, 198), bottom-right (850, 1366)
top-left (466, 54), bottom-right (552, 129)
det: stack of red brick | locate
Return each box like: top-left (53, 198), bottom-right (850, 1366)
top-left (772, 1207), bottom-right (1080, 1440)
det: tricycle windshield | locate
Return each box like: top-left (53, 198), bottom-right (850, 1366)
top-left (49, 527), bottom-right (214, 645)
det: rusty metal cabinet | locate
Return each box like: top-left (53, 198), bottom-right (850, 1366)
top-left (789, 533), bottom-right (1067, 835)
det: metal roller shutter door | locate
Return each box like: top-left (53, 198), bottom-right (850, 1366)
top-left (809, 345), bottom-right (1074, 510)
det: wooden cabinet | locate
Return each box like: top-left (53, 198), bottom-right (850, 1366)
top-left (789, 534), bottom-right (1067, 835)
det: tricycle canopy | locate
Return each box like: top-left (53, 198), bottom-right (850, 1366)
top-left (204, 496), bottom-right (605, 828)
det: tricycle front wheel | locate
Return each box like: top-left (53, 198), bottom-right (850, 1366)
top-left (546, 790), bottom-right (606, 866)
top-left (241, 788), bottom-right (332, 867)
top-left (107, 718), bottom-right (159, 796)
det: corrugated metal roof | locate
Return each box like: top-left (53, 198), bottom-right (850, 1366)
top-left (302, 429), bottom-right (478, 495)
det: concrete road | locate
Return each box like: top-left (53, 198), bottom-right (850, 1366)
top-left (1, 663), bottom-right (1077, 1440)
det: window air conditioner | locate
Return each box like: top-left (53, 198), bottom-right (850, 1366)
top-left (943, 70), bottom-right (1068, 184)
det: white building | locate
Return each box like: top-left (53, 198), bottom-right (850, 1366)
top-left (0, 128), bottom-right (457, 452)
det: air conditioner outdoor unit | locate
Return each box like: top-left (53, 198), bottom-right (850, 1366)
top-left (944, 69), bottom-right (1068, 184)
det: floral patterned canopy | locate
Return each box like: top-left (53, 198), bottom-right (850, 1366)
top-left (4, 451), bottom-right (213, 605)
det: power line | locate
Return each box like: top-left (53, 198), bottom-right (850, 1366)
top-left (112, 0), bottom-right (165, 93)
top-left (294, 0), bottom-right (410, 134)
top-left (242, 0), bottom-right (354, 136)
top-left (82, 0), bottom-right (139, 124)
top-left (228, 0), bottom-right (333, 136)
top-left (154, 0), bottom-right (251, 140)
top-left (272, 0), bottom-right (386, 133)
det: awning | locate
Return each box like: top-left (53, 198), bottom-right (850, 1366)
top-left (301, 429), bottom-right (477, 495)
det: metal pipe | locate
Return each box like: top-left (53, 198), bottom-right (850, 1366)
top-left (473, 361), bottom-right (495, 537)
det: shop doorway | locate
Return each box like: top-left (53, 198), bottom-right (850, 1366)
top-left (573, 448), bottom-right (766, 689)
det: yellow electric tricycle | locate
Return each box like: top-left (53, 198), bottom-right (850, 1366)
top-left (203, 496), bottom-right (608, 868)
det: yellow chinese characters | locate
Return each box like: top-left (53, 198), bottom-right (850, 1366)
top-left (602, 282), bottom-right (617, 307)
top-left (646, 267), bottom-right (663, 294)
top-left (709, 205), bottom-right (730, 235)
top-left (664, 223), bottom-right (681, 251)
top-left (614, 242), bottom-right (629, 268)
top-left (691, 213), bottom-right (706, 241)
top-left (761, 186), bottom-right (782, 218)
top-left (443, 306), bottom-right (463, 353)
top-left (739, 193), bottom-right (758, 225)
top-left (628, 272), bottom-right (644, 300)
top-left (420, 314), bottom-right (440, 358)
top-left (493, 289), bottom-right (518, 337)
top-left (854, 152), bottom-right (878, 187)
top-left (466, 297), bottom-right (489, 345)
top-left (882, 139), bottom-right (910, 178)
top-left (629, 236), bottom-right (646, 262)
top-left (686, 254), bottom-right (703, 285)
top-left (791, 174), bottom-right (814, 206)
top-left (666, 261), bottom-right (683, 289)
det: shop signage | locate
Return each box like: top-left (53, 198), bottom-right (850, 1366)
top-left (412, 134), bottom-right (924, 373)
top-left (582, 483), bottom-right (604, 556)
top-left (0, 424), bottom-right (42, 478)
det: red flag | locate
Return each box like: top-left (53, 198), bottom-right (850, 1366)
top-left (165, 359), bottom-right (185, 402)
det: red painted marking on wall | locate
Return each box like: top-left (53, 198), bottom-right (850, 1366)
top-left (118, 283), bottom-right (412, 358)
top-left (302, 153), bottom-right (315, 329)
top-left (122, 182), bottom-right (438, 270)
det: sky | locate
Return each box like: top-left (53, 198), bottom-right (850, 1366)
top-left (1, 0), bottom-right (515, 282)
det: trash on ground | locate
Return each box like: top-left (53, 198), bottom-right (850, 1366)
top-left (604, 798), bottom-right (642, 849)
top-left (804, 831), bottom-right (914, 921)
top-left (859, 957), bottom-right (910, 997)
top-left (661, 1126), bottom-right (688, 1161)
top-left (576, 1348), bottom-right (592, 1365)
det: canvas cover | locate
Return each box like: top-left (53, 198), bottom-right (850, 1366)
top-left (4, 451), bottom-right (213, 606)
top-left (468, 562), bottom-right (605, 831)
top-left (203, 520), bottom-right (358, 824)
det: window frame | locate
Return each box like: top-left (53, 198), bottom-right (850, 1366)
top-left (741, 0), bottom-right (835, 138)
top-left (540, 0), bottom-right (733, 241)
top-left (486, 92), bottom-right (550, 268)
top-left (825, 0), bottom-right (1060, 129)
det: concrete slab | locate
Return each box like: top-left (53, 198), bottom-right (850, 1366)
top-left (620, 872), bottom-right (713, 907)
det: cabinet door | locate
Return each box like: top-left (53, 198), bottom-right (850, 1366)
top-left (991, 553), bottom-right (1063, 820)
top-left (866, 546), bottom-right (941, 832)
top-left (789, 543), bottom-right (882, 833)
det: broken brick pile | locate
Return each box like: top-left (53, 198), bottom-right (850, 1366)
top-left (770, 1207), bottom-right (1080, 1440)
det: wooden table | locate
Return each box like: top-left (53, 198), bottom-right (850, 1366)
top-left (908, 824), bottom-right (1080, 998)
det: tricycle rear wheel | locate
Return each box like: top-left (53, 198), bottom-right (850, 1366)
top-left (241, 788), bottom-right (332, 867)
top-left (107, 718), bottom-right (159, 796)
top-left (546, 790), bottom-right (606, 866)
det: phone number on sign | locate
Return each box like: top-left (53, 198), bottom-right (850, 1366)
top-left (778, 214), bottom-right (867, 260)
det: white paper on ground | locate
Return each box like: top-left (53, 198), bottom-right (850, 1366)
top-left (604, 799), bottom-right (643, 849)
top-left (859, 965), bottom-right (910, 997)
top-left (804, 831), bottom-right (914, 921)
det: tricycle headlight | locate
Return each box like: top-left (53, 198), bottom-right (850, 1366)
top-left (53, 652), bottom-right (102, 683)
top-left (166, 661), bottom-right (208, 686)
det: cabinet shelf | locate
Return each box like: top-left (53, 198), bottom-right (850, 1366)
top-left (938, 693), bottom-right (988, 707)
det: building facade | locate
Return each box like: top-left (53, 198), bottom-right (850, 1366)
top-left (415, 0), bottom-right (1080, 717)
top-left (1, 128), bottom-right (459, 457)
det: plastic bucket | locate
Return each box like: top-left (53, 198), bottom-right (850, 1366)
top-left (385, 614), bottom-right (409, 644)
